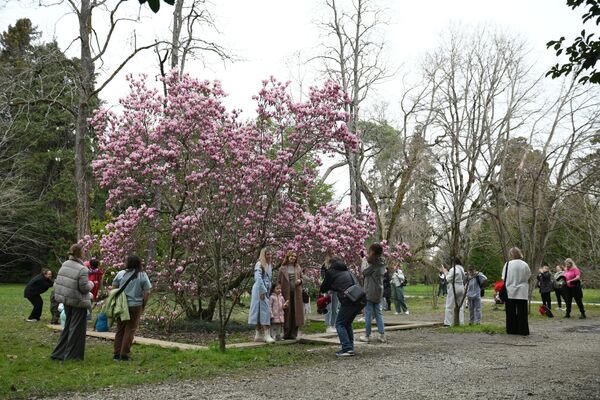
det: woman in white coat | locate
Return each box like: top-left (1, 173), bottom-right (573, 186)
top-left (502, 247), bottom-right (531, 335)
top-left (444, 258), bottom-right (466, 326)
top-left (248, 247), bottom-right (275, 343)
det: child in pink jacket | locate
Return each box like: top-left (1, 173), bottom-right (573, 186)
top-left (270, 283), bottom-right (287, 341)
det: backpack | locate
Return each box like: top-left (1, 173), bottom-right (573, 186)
top-left (477, 274), bottom-right (488, 297)
top-left (538, 305), bottom-right (554, 318)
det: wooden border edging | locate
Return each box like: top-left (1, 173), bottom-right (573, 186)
top-left (47, 320), bottom-right (443, 351)
top-left (46, 324), bottom-right (209, 351)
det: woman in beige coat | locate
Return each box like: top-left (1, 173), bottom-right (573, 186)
top-left (278, 251), bottom-right (304, 340)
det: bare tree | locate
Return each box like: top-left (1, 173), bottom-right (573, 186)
top-left (27, 0), bottom-right (165, 239)
top-left (424, 29), bottom-right (537, 325)
top-left (510, 77), bottom-right (600, 276)
top-left (317, 0), bottom-right (388, 215)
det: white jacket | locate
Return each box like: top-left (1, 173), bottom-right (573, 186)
top-left (446, 265), bottom-right (465, 288)
top-left (502, 259), bottom-right (531, 300)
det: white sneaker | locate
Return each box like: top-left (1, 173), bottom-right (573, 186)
top-left (326, 326), bottom-right (337, 333)
top-left (357, 317), bottom-right (365, 322)
top-left (359, 335), bottom-right (371, 343)
top-left (404, 310), bottom-right (410, 315)
top-left (394, 312), bottom-right (399, 315)
top-left (254, 330), bottom-right (264, 342)
top-left (378, 333), bottom-right (386, 343)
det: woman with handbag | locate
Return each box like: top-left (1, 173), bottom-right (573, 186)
top-left (563, 258), bottom-right (586, 319)
top-left (502, 247), bottom-right (531, 336)
top-left (111, 255), bottom-right (152, 361)
top-left (320, 257), bottom-right (365, 357)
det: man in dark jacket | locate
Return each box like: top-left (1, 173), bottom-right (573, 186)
top-left (24, 268), bottom-right (54, 321)
top-left (320, 258), bottom-right (365, 357)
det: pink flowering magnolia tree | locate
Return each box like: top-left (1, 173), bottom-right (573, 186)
top-left (91, 71), bottom-right (373, 349)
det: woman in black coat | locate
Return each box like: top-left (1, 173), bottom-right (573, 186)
top-left (24, 268), bottom-right (54, 321)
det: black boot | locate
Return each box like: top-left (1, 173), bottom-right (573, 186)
top-left (579, 314), bottom-right (586, 319)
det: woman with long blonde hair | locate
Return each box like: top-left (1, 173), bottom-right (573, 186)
top-left (278, 250), bottom-right (304, 340)
top-left (248, 247), bottom-right (275, 343)
top-left (563, 258), bottom-right (586, 319)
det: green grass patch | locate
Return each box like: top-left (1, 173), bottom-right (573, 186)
top-left (0, 284), bottom-right (327, 399)
top-left (404, 284), bottom-right (600, 303)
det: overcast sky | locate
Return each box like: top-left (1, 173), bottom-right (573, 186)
top-left (0, 0), bottom-right (588, 203)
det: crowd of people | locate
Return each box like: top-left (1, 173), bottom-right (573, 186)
top-left (24, 242), bottom-right (590, 360)
top-left (248, 243), bottom-right (412, 357)
top-left (436, 247), bottom-right (588, 337)
top-left (23, 243), bottom-right (152, 361)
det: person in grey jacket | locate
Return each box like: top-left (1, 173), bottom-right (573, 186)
top-left (359, 243), bottom-right (386, 343)
top-left (466, 266), bottom-right (487, 325)
top-left (51, 244), bottom-right (94, 361)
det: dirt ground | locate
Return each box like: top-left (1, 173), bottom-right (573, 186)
top-left (49, 317), bottom-right (600, 400)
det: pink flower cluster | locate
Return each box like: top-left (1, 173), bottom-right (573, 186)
top-left (90, 71), bottom-right (373, 314)
top-left (382, 241), bottom-right (412, 264)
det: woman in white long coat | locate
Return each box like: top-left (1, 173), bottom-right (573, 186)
top-left (248, 247), bottom-right (275, 343)
top-left (502, 247), bottom-right (531, 335)
top-left (444, 258), bottom-right (466, 326)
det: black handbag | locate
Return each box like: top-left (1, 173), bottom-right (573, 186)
top-left (499, 262), bottom-right (509, 302)
top-left (343, 272), bottom-right (366, 304)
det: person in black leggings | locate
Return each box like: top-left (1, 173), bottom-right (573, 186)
top-left (563, 258), bottom-right (586, 319)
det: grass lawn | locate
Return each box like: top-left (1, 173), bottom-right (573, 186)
top-left (403, 283), bottom-right (600, 303)
top-left (2, 283), bottom-right (597, 399)
top-left (0, 284), bottom-right (329, 399)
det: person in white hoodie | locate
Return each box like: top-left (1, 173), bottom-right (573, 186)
top-left (502, 247), bottom-right (531, 336)
top-left (444, 258), bottom-right (466, 326)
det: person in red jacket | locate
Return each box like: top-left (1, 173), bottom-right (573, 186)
top-left (87, 259), bottom-right (104, 301)
top-left (493, 280), bottom-right (505, 310)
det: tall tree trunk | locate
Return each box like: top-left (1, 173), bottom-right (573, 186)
top-left (170, 0), bottom-right (184, 69)
top-left (75, 0), bottom-right (94, 239)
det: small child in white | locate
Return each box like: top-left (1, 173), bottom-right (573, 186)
top-left (270, 283), bottom-right (286, 341)
top-left (466, 266), bottom-right (487, 325)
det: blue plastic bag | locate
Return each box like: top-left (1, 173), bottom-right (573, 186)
top-left (95, 311), bottom-right (109, 332)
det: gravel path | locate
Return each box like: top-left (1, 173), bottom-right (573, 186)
top-left (50, 320), bottom-right (600, 400)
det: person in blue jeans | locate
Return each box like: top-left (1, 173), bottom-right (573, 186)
top-left (359, 243), bottom-right (386, 343)
top-left (320, 257), bottom-right (365, 357)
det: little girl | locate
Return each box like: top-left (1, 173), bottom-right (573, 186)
top-left (270, 284), bottom-right (286, 341)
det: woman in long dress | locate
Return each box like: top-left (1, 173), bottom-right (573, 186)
top-left (278, 251), bottom-right (304, 340)
top-left (248, 247), bottom-right (275, 343)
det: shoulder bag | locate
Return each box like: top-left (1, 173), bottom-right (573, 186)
top-left (499, 262), bottom-right (509, 302)
top-left (343, 271), bottom-right (366, 304)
